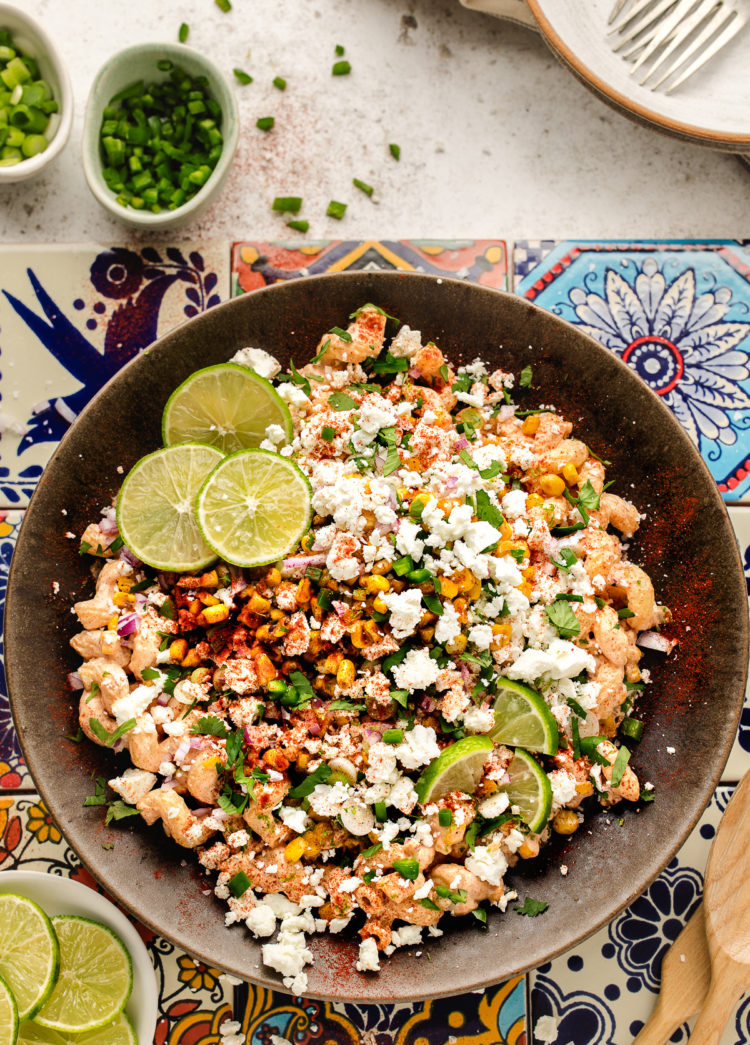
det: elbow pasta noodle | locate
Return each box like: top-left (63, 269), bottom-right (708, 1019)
top-left (69, 306), bottom-right (671, 992)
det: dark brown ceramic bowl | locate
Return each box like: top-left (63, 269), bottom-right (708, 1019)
top-left (5, 273), bottom-right (748, 1001)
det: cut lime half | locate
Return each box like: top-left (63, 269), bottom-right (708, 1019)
top-left (116, 443), bottom-right (224, 571)
top-left (496, 748), bottom-right (553, 834)
top-left (196, 449), bottom-right (312, 568)
top-left (0, 893), bottom-right (59, 1021)
top-left (162, 363), bottom-right (293, 454)
top-left (34, 917), bottom-right (132, 1034)
top-left (0, 973), bottom-right (18, 1045)
top-left (18, 1012), bottom-right (136, 1045)
top-left (489, 678), bottom-right (559, 755)
top-left (415, 736), bottom-right (493, 805)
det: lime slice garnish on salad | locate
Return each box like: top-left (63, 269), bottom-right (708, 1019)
top-left (18, 1012), bottom-right (136, 1045)
top-left (162, 363), bottom-right (293, 454)
top-left (195, 449), bottom-right (312, 568)
top-left (495, 748), bottom-right (553, 834)
top-left (116, 443), bottom-right (224, 571)
top-left (0, 973), bottom-right (18, 1045)
top-left (0, 894), bottom-right (59, 1022)
top-left (34, 917), bottom-right (132, 1034)
top-left (488, 678), bottom-right (559, 755)
top-left (415, 736), bottom-right (494, 805)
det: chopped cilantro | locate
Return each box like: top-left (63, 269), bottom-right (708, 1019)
top-left (551, 548), bottom-right (577, 572)
top-left (288, 762), bottom-right (331, 798)
top-left (79, 540), bottom-right (91, 556)
top-left (371, 352), bottom-right (408, 375)
top-left (158, 597), bottom-right (176, 620)
top-left (545, 600), bottom-right (581, 640)
top-left (191, 715), bottom-right (229, 738)
top-left (515, 896), bottom-right (548, 917)
top-left (287, 670), bottom-right (314, 704)
top-left (104, 800), bottom-right (141, 826)
top-left (420, 897), bottom-right (440, 911)
top-left (475, 490), bottom-right (504, 529)
top-left (435, 884), bottom-right (468, 905)
top-left (422, 592), bottom-right (443, 616)
top-left (321, 426), bottom-right (336, 442)
top-left (577, 479), bottom-right (601, 512)
top-left (329, 391), bottom-right (357, 411)
top-left (89, 717), bottom-right (135, 748)
top-left (382, 446), bottom-right (401, 476)
top-left (554, 592), bottom-right (583, 603)
top-left (519, 365), bottom-right (533, 388)
top-left (610, 745), bottom-right (631, 788)
top-left (84, 776), bottom-right (108, 806)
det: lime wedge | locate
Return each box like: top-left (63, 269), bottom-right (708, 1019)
top-left (116, 443), bottom-right (224, 571)
top-left (496, 748), bottom-right (552, 834)
top-left (0, 894), bottom-right (59, 1021)
top-left (162, 363), bottom-right (293, 454)
top-left (415, 736), bottom-right (494, 805)
top-left (18, 1012), bottom-right (136, 1045)
top-left (195, 449), bottom-right (312, 568)
top-left (0, 973), bottom-right (18, 1045)
top-left (489, 678), bottom-right (559, 755)
top-left (34, 917), bottom-right (132, 1034)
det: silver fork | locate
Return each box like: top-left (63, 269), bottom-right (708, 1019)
top-left (608, 0), bottom-right (747, 92)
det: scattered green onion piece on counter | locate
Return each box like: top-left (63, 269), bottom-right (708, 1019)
top-left (383, 729), bottom-right (403, 745)
top-left (273, 195), bottom-right (302, 213)
top-left (620, 717), bottom-right (644, 741)
top-left (233, 68), bottom-right (253, 84)
top-left (332, 60), bottom-right (351, 76)
top-left (327, 199), bottom-right (347, 220)
top-left (256, 116), bottom-right (275, 131)
top-left (335, 44), bottom-right (345, 55)
top-left (287, 219), bottom-right (309, 232)
top-left (215, 0), bottom-right (232, 10)
top-left (273, 76), bottom-right (287, 90)
top-left (353, 177), bottom-right (374, 196)
top-left (389, 142), bottom-right (400, 160)
top-left (178, 23), bottom-right (189, 42)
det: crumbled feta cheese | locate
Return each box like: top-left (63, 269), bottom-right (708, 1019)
top-left (465, 845), bottom-right (508, 886)
top-left (108, 768), bottom-right (156, 805)
top-left (391, 648), bottom-right (442, 691)
top-left (382, 587), bottom-right (423, 639)
top-left (245, 903), bottom-right (277, 937)
top-left (548, 769), bottom-right (578, 808)
top-left (506, 639), bottom-right (596, 682)
top-left (356, 937), bottom-right (381, 972)
top-left (468, 624), bottom-right (493, 650)
top-left (502, 489), bottom-right (528, 519)
top-left (462, 706), bottom-right (495, 734)
top-left (279, 805), bottom-right (310, 834)
top-left (394, 724), bottom-right (441, 769)
top-left (262, 929), bottom-right (313, 992)
top-left (231, 346), bottom-right (281, 379)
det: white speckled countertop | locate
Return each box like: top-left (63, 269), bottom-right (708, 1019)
top-left (2, 0), bottom-right (748, 242)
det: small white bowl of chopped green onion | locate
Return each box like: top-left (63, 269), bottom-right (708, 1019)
top-left (82, 42), bottom-right (239, 230)
top-left (0, 3), bottom-right (73, 183)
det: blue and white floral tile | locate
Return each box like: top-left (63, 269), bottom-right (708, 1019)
top-left (724, 505), bottom-right (750, 782)
top-left (512, 241), bottom-right (750, 502)
top-left (0, 792), bottom-right (235, 1044)
top-left (0, 510), bottom-right (29, 790)
top-left (0, 242), bottom-right (231, 508)
top-left (529, 785), bottom-right (742, 1045)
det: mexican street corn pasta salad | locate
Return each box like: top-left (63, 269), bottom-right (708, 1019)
top-left (69, 304), bottom-right (669, 992)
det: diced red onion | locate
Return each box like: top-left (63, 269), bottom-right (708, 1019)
top-left (636, 631), bottom-right (676, 653)
top-left (455, 437), bottom-right (469, 451)
top-left (112, 740), bottom-right (125, 753)
top-left (308, 722), bottom-right (321, 735)
top-left (157, 692), bottom-right (170, 706)
top-left (212, 808), bottom-right (228, 822)
top-left (160, 776), bottom-right (176, 789)
top-left (419, 695), bottom-right (436, 712)
top-left (174, 739), bottom-right (191, 763)
top-left (408, 366), bottom-right (421, 378)
top-left (445, 476), bottom-right (459, 490)
top-left (116, 613), bottom-right (140, 637)
top-left (119, 546), bottom-right (142, 568)
top-left (243, 726), bottom-right (253, 744)
top-left (157, 571), bottom-right (176, 591)
top-left (68, 671), bottom-right (84, 691)
top-left (311, 697), bottom-right (324, 709)
top-left (282, 554), bottom-right (326, 570)
top-left (134, 593), bottom-right (148, 606)
top-left (192, 806), bottom-right (212, 818)
top-left (333, 601), bottom-right (348, 618)
top-left (459, 663), bottom-right (471, 683)
top-left (363, 724), bottom-right (386, 744)
top-left (189, 737), bottom-right (203, 749)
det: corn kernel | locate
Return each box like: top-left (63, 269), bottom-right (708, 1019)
top-left (300, 534), bottom-right (314, 552)
top-left (107, 614), bottom-right (118, 632)
top-left (575, 781), bottom-right (594, 797)
top-left (265, 567), bottom-right (281, 588)
top-left (373, 595), bottom-right (388, 614)
top-left (116, 577), bottom-right (135, 592)
top-left (518, 581), bottom-right (532, 599)
top-left (350, 622), bottom-right (367, 649)
top-left (296, 752), bottom-right (311, 771)
top-left (540, 473), bottom-right (565, 497)
top-left (247, 594), bottom-right (271, 615)
top-left (336, 659), bottom-right (356, 687)
top-left (270, 608), bottom-right (285, 622)
top-left (440, 578), bottom-right (459, 599)
top-left (363, 575), bottom-right (390, 594)
top-left (188, 598), bottom-right (202, 616)
top-left (372, 560), bottom-right (391, 575)
top-left (285, 837), bottom-right (307, 863)
top-left (199, 604), bottom-right (230, 626)
top-left (198, 569), bottom-right (219, 589)
top-left (181, 649), bottom-right (203, 668)
top-left (455, 569), bottom-right (476, 593)
top-left (296, 578), bottom-right (313, 605)
top-left (256, 624), bottom-right (272, 643)
top-left (562, 462), bottom-right (580, 485)
top-left (518, 839), bottom-right (540, 859)
top-left (467, 580), bottom-right (482, 601)
top-left (419, 626), bottom-right (435, 643)
top-left (352, 589), bottom-right (367, 602)
top-left (522, 565), bottom-right (535, 581)
top-left (526, 493), bottom-right (544, 509)
top-left (169, 638), bottom-right (189, 662)
top-left (199, 592), bottom-right (220, 607)
top-left (321, 652), bottom-right (344, 674)
top-left (255, 654), bottom-right (277, 684)
top-left (446, 634), bottom-right (467, 655)
top-left (363, 620), bottom-right (381, 643)
top-left (552, 810), bottom-right (579, 835)
top-left (521, 415), bottom-right (541, 435)
top-left (626, 665), bottom-right (641, 684)
top-left (389, 578), bottom-right (406, 594)
top-left (263, 747), bottom-right (289, 771)
top-left (112, 591), bottom-right (135, 608)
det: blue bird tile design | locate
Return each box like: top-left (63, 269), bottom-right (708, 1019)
top-left (513, 242), bottom-right (750, 501)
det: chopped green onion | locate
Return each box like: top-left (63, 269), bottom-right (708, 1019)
top-left (620, 717), bottom-right (644, 741)
top-left (273, 76), bottom-right (287, 90)
top-left (256, 116), bottom-right (275, 131)
top-left (178, 23), bottom-right (189, 42)
top-left (392, 858), bottom-right (419, 880)
top-left (389, 143), bottom-right (400, 160)
top-left (215, 0), bottom-right (232, 10)
top-left (610, 745), bottom-right (631, 788)
top-left (438, 808), bottom-right (453, 828)
top-left (393, 555), bottom-right (414, 577)
top-left (353, 177), bottom-right (374, 196)
top-left (383, 729), bottom-right (403, 745)
top-left (335, 44), bottom-right (345, 55)
top-left (406, 568), bottom-right (432, 584)
top-left (618, 607), bottom-right (635, 619)
top-left (287, 219), bottom-right (309, 232)
top-left (422, 592), bottom-right (443, 616)
top-left (374, 801), bottom-right (387, 821)
top-left (332, 60), bottom-right (351, 76)
top-left (327, 200), bottom-right (347, 220)
top-left (273, 195), bottom-right (302, 213)
top-left (233, 68), bottom-right (253, 85)
top-left (228, 871), bottom-right (251, 897)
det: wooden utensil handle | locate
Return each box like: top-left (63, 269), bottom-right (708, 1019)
top-left (631, 1000), bottom-right (687, 1045)
top-left (688, 956), bottom-right (744, 1045)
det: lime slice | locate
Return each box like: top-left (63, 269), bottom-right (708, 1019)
top-left (496, 748), bottom-right (553, 834)
top-left (162, 363), bottom-right (293, 454)
top-left (0, 973), bottom-right (18, 1045)
top-left (0, 894), bottom-right (59, 1021)
top-left (34, 917), bottom-right (132, 1034)
top-left (415, 736), bottom-right (494, 805)
top-left (116, 443), bottom-right (224, 571)
top-left (18, 1012), bottom-right (136, 1045)
top-left (488, 678), bottom-right (559, 755)
top-left (195, 449), bottom-right (312, 568)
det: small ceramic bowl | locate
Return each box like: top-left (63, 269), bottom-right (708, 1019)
top-left (0, 869), bottom-right (158, 1039)
top-left (0, 3), bottom-right (73, 184)
top-left (82, 42), bottom-right (239, 230)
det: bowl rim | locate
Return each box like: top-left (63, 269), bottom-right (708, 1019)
top-left (0, 868), bottom-right (158, 1039)
top-left (81, 40), bottom-right (239, 228)
top-left (5, 271), bottom-right (748, 1000)
top-left (0, 1), bottom-right (74, 180)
